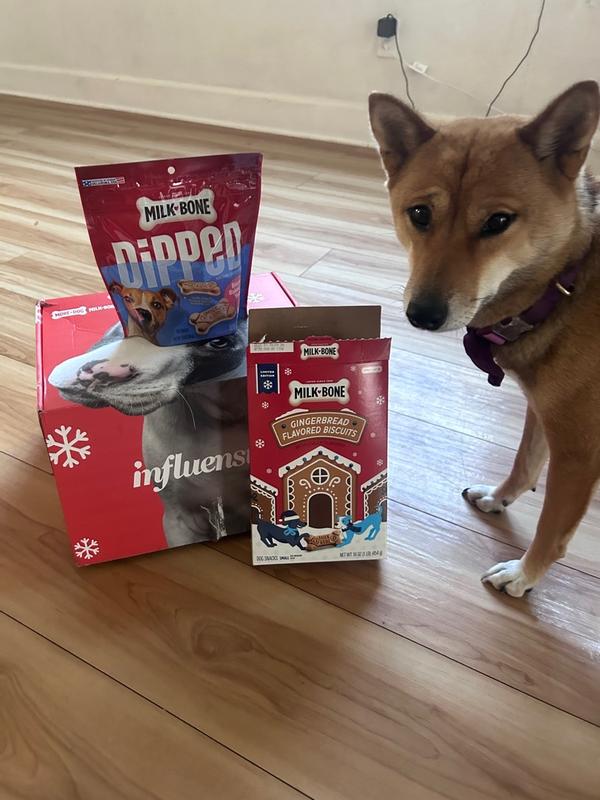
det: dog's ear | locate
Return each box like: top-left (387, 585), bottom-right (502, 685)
top-left (369, 92), bottom-right (436, 179)
top-left (108, 282), bottom-right (123, 296)
top-left (160, 288), bottom-right (177, 308)
top-left (519, 81), bottom-right (600, 180)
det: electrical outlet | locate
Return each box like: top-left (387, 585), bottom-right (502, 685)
top-left (376, 14), bottom-right (400, 59)
top-left (408, 61), bottom-right (428, 75)
top-left (376, 37), bottom-right (397, 59)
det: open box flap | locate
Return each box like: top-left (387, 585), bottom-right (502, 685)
top-left (248, 305), bottom-right (381, 343)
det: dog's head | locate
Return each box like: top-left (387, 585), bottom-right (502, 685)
top-left (281, 513), bottom-right (306, 529)
top-left (48, 321), bottom-right (247, 416)
top-left (369, 81), bottom-right (600, 331)
top-left (109, 283), bottom-right (177, 339)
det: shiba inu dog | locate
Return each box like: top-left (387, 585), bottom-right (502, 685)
top-left (369, 81), bottom-right (600, 596)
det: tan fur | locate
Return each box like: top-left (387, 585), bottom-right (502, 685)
top-left (369, 81), bottom-right (600, 596)
top-left (109, 283), bottom-right (176, 344)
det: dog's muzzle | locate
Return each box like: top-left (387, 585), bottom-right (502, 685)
top-left (135, 308), bottom-right (153, 325)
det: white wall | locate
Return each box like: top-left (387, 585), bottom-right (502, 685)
top-left (0, 0), bottom-right (599, 147)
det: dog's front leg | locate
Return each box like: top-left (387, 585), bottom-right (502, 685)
top-left (464, 405), bottom-right (547, 513)
top-left (482, 449), bottom-right (599, 596)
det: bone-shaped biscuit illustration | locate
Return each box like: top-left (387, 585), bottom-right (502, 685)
top-left (188, 299), bottom-right (236, 334)
top-left (178, 280), bottom-right (221, 296)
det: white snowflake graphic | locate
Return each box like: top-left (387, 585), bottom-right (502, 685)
top-left (255, 439), bottom-right (265, 449)
top-left (45, 425), bottom-right (91, 468)
top-left (74, 537), bottom-right (100, 560)
top-left (284, 367), bottom-right (292, 376)
top-left (350, 365), bottom-right (357, 372)
top-left (261, 401), bottom-right (270, 409)
top-left (263, 380), bottom-right (273, 390)
top-left (376, 395), bottom-right (386, 406)
top-left (377, 459), bottom-right (384, 467)
top-left (248, 291), bottom-right (264, 305)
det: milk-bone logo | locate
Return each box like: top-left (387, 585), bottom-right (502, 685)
top-left (136, 190), bottom-right (217, 232)
top-left (300, 342), bottom-right (339, 360)
top-left (51, 305), bottom-right (87, 320)
top-left (288, 379), bottom-right (350, 407)
top-left (271, 410), bottom-right (366, 446)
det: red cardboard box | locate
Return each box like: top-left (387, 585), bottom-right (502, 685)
top-left (37, 273), bottom-right (294, 566)
top-left (247, 306), bottom-right (391, 565)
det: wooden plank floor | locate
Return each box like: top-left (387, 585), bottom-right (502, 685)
top-left (0, 94), bottom-right (599, 800)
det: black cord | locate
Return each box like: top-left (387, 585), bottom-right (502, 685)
top-left (485, 0), bottom-right (546, 117)
top-left (393, 29), bottom-right (416, 110)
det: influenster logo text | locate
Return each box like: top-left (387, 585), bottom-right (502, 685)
top-left (133, 449), bottom-right (248, 493)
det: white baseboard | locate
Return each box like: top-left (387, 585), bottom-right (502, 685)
top-left (0, 62), bottom-right (372, 147)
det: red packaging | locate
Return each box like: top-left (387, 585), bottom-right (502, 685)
top-left (36, 273), bottom-right (294, 566)
top-left (247, 306), bottom-right (390, 565)
top-left (75, 153), bottom-right (262, 346)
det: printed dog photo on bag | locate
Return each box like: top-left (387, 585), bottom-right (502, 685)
top-left (108, 282), bottom-right (177, 344)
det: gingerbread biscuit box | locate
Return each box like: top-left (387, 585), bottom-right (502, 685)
top-left (247, 306), bottom-right (391, 565)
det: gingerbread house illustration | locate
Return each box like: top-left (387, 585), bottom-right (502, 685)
top-left (250, 476), bottom-right (278, 524)
top-left (251, 454), bottom-right (388, 529)
top-left (278, 446), bottom-right (360, 529)
top-left (361, 469), bottom-right (388, 519)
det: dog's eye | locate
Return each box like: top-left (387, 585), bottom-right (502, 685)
top-left (124, 295), bottom-right (133, 304)
top-left (480, 213), bottom-right (516, 237)
top-left (206, 337), bottom-right (231, 350)
top-left (407, 205), bottom-right (432, 230)
top-left (151, 301), bottom-right (163, 310)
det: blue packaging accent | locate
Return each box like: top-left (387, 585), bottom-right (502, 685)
top-left (256, 364), bottom-right (280, 394)
top-left (101, 245), bottom-right (251, 346)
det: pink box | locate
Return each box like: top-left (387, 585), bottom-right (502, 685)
top-left (37, 272), bottom-right (295, 565)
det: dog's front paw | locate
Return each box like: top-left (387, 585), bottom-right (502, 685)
top-left (462, 485), bottom-right (507, 513)
top-left (481, 559), bottom-right (536, 597)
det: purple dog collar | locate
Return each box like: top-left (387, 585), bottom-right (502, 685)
top-left (463, 261), bottom-right (582, 386)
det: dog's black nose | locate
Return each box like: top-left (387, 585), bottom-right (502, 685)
top-left (406, 296), bottom-right (448, 331)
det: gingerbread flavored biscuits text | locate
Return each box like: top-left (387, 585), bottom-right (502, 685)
top-left (271, 411), bottom-right (367, 446)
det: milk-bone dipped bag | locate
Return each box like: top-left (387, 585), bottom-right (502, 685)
top-left (76, 153), bottom-right (262, 346)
